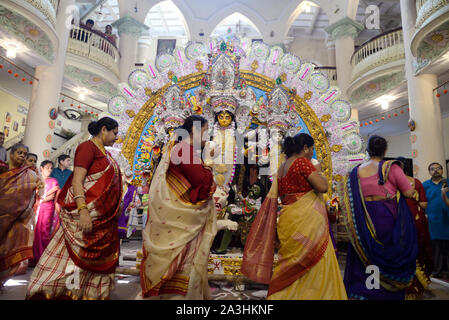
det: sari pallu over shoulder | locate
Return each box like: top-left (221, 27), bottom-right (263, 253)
top-left (242, 177), bottom-right (330, 296)
top-left (0, 167), bottom-right (39, 275)
top-left (140, 141), bottom-right (217, 299)
top-left (57, 153), bottom-right (122, 274)
top-left (341, 161), bottom-right (418, 292)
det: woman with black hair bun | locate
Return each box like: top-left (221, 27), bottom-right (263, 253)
top-left (139, 115), bottom-right (237, 300)
top-left (242, 133), bottom-right (347, 300)
top-left (27, 117), bottom-right (123, 300)
top-left (342, 135), bottom-right (419, 300)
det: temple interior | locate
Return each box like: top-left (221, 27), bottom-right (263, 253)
top-left (1, 0), bottom-right (449, 300)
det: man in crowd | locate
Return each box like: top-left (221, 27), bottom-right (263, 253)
top-left (423, 162), bottom-right (449, 279)
top-left (50, 154), bottom-right (72, 188)
top-left (0, 132), bottom-right (6, 162)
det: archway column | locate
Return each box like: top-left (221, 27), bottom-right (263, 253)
top-left (325, 17), bottom-right (363, 121)
top-left (23, 0), bottom-right (76, 160)
top-left (400, 0), bottom-right (446, 179)
top-left (112, 15), bottom-right (149, 82)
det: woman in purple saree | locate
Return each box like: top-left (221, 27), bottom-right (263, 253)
top-left (341, 135), bottom-right (418, 300)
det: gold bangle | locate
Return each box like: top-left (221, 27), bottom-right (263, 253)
top-left (77, 204), bottom-right (88, 212)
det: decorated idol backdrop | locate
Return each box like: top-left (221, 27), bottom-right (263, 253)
top-left (108, 36), bottom-right (367, 273)
top-left (110, 37), bottom-right (365, 189)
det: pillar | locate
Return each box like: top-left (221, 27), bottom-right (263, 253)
top-left (400, 0), bottom-right (446, 180)
top-left (112, 15), bottom-right (149, 82)
top-left (325, 17), bottom-right (364, 122)
top-left (23, 0), bottom-right (76, 160)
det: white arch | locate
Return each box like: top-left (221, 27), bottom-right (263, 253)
top-left (210, 12), bottom-right (262, 37)
top-left (204, 4), bottom-right (268, 38)
top-left (281, 0), bottom-right (359, 39)
top-left (142, 0), bottom-right (191, 38)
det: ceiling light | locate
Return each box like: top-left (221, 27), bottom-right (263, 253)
top-left (6, 43), bottom-right (18, 59)
top-left (78, 88), bottom-right (88, 101)
top-left (381, 101), bottom-right (389, 110)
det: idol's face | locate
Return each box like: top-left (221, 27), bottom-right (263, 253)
top-left (217, 111), bottom-right (232, 128)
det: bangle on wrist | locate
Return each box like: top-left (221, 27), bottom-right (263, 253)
top-left (74, 195), bottom-right (86, 201)
top-left (77, 204), bottom-right (88, 213)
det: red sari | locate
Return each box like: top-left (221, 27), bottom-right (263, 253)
top-left (0, 167), bottom-right (40, 285)
top-left (405, 178), bottom-right (433, 299)
top-left (26, 140), bottom-right (122, 300)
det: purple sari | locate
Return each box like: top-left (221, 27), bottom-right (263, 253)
top-left (118, 185), bottom-right (137, 239)
top-left (342, 161), bottom-right (418, 300)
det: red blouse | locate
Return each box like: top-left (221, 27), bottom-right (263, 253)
top-left (278, 157), bottom-right (317, 196)
top-left (168, 142), bottom-right (214, 203)
top-left (74, 140), bottom-right (109, 175)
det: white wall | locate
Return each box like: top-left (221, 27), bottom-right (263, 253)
top-left (288, 36), bottom-right (329, 66)
top-left (364, 115), bottom-right (449, 171)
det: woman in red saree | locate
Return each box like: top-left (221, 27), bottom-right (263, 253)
top-left (0, 144), bottom-right (44, 287)
top-left (26, 117), bottom-right (122, 300)
top-left (242, 133), bottom-right (347, 299)
top-left (396, 158), bottom-right (433, 299)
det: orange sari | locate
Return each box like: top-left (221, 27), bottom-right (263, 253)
top-left (0, 167), bottom-right (40, 284)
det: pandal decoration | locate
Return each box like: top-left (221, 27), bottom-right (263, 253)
top-left (110, 36), bottom-right (365, 188)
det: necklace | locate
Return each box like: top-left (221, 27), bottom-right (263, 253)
top-left (91, 138), bottom-right (106, 156)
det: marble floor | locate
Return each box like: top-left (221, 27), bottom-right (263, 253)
top-left (1, 239), bottom-right (449, 300)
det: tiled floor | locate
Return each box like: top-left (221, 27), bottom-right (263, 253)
top-left (2, 239), bottom-right (449, 300)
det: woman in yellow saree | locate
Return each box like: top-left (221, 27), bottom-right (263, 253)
top-left (242, 133), bottom-right (347, 300)
top-left (139, 115), bottom-right (238, 300)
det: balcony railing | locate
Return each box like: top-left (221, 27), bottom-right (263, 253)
top-left (25, 0), bottom-right (58, 27)
top-left (67, 25), bottom-right (120, 77)
top-left (415, 0), bottom-right (449, 28)
top-left (350, 28), bottom-right (404, 82)
top-left (315, 66), bottom-right (337, 82)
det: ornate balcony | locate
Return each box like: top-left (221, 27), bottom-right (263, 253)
top-left (315, 66), bottom-right (337, 84)
top-left (415, 0), bottom-right (449, 28)
top-left (411, 0), bottom-right (449, 74)
top-left (67, 25), bottom-right (120, 77)
top-left (0, 0), bottom-right (59, 64)
top-left (23, 0), bottom-right (58, 27)
top-left (65, 25), bottom-right (120, 101)
top-left (348, 28), bottom-right (406, 105)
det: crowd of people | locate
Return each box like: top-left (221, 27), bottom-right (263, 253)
top-left (0, 115), bottom-right (448, 300)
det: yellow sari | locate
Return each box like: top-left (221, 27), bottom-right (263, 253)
top-left (242, 175), bottom-right (347, 300)
top-left (139, 141), bottom-right (217, 300)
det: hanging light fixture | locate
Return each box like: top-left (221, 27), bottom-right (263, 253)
top-left (78, 88), bottom-right (88, 101)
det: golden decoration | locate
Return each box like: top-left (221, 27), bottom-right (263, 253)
top-left (280, 73), bottom-right (287, 82)
top-left (216, 174), bottom-right (226, 186)
top-left (126, 109), bottom-right (136, 118)
top-left (144, 88), bottom-right (152, 97)
top-left (334, 174), bottom-right (343, 182)
top-left (215, 164), bottom-right (228, 173)
top-left (250, 60), bottom-right (259, 71)
top-left (195, 61), bottom-right (204, 72)
top-left (116, 137), bottom-right (124, 144)
top-left (304, 91), bottom-right (313, 100)
top-left (320, 114), bottom-right (331, 122)
top-left (167, 71), bottom-right (174, 79)
top-left (122, 70), bottom-right (332, 190)
top-left (331, 145), bottom-right (343, 153)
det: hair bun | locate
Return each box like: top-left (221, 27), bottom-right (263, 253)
top-left (88, 121), bottom-right (99, 135)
